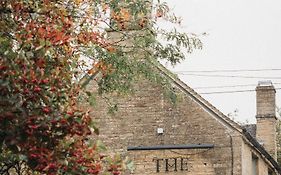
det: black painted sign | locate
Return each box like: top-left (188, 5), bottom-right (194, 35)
top-left (153, 157), bottom-right (189, 173)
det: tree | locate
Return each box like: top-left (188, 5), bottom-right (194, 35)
top-left (0, 0), bottom-right (202, 174)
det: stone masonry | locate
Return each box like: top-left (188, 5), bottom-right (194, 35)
top-left (85, 68), bottom-right (280, 174)
top-left (87, 77), bottom-right (243, 175)
top-left (256, 82), bottom-right (278, 160)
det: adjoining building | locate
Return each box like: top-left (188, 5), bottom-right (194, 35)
top-left (87, 66), bottom-right (280, 175)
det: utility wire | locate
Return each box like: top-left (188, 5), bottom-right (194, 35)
top-left (174, 68), bottom-right (281, 73)
top-left (176, 73), bottom-right (281, 79)
top-left (199, 88), bottom-right (281, 95)
top-left (193, 83), bottom-right (281, 89)
top-left (194, 84), bottom-right (257, 89)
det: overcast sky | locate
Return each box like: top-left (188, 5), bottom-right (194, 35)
top-left (162, 0), bottom-right (281, 123)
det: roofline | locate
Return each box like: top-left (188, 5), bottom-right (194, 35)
top-left (155, 64), bottom-right (242, 132)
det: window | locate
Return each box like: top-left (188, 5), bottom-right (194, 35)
top-left (268, 168), bottom-right (273, 175)
top-left (252, 154), bottom-right (259, 175)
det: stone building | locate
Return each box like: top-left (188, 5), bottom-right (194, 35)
top-left (85, 2), bottom-right (280, 174)
top-left (86, 66), bottom-right (281, 175)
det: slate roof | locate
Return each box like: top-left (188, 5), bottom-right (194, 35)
top-left (243, 124), bottom-right (257, 138)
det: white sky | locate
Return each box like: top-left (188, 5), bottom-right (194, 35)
top-left (162, 0), bottom-right (281, 123)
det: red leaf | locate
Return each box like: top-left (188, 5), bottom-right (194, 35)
top-left (36, 58), bottom-right (46, 68)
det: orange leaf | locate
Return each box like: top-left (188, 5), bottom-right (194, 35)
top-left (106, 46), bottom-right (116, 53)
top-left (120, 8), bottom-right (130, 21)
top-left (38, 27), bottom-right (45, 37)
top-left (30, 70), bottom-right (36, 80)
top-left (88, 68), bottom-right (97, 75)
top-left (156, 10), bottom-right (163, 18)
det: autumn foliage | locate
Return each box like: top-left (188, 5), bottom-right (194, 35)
top-left (0, 0), bottom-right (202, 174)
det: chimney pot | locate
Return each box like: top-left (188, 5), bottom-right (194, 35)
top-left (258, 80), bottom-right (273, 86)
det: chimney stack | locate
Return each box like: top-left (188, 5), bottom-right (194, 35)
top-left (255, 80), bottom-right (277, 160)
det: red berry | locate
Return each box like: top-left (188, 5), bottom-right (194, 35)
top-left (29, 153), bottom-right (38, 159)
top-left (113, 171), bottom-right (121, 175)
top-left (31, 79), bottom-right (37, 83)
top-left (50, 87), bottom-right (56, 92)
top-left (30, 125), bottom-right (38, 129)
top-left (42, 107), bottom-right (50, 113)
top-left (0, 65), bottom-right (7, 71)
top-left (22, 78), bottom-right (28, 83)
top-left (48, 163), bottom-right (57, 170)
top-left (24, 89), bottom-right (30, 95)
top-left (51, 119), bottom-right (57, 124)
top-left (34, 86), bottom-right (41, 92)
top-left (67, 111), bottom-right (74, 115)
top-left (41, 78), bottom-right (49, 84)
top-left (60, 118), bottom-right (67, 124)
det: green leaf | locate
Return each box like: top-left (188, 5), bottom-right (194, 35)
top-left (75, 117), bottom-right (82, 124)
top-left (96, 140), bottom-right (107, 151)
top-left (89, 120), bottom-right (99, 135)
top-left (126, 159), bottom-right (135, 172)
top-left (108, 104), bottom-right (118, 114)
top-left (19, 154), bottom-right (28, 161)
top-left (87, 93), bottom-right (96, 106)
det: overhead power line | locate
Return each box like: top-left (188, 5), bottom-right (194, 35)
top-left (199, 88), bottom-right (281, 95)
top-left (176, 73), bottom-right (281, 79)
top-left (193, 83), bottom-right (281, 89)
top-left (174, 68), bottom-right (281, 73)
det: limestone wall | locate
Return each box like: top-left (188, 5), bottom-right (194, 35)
top-left (241, 141), bottom-right (276, 175)
top-left (87, 78), bottom-right (243, 175)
